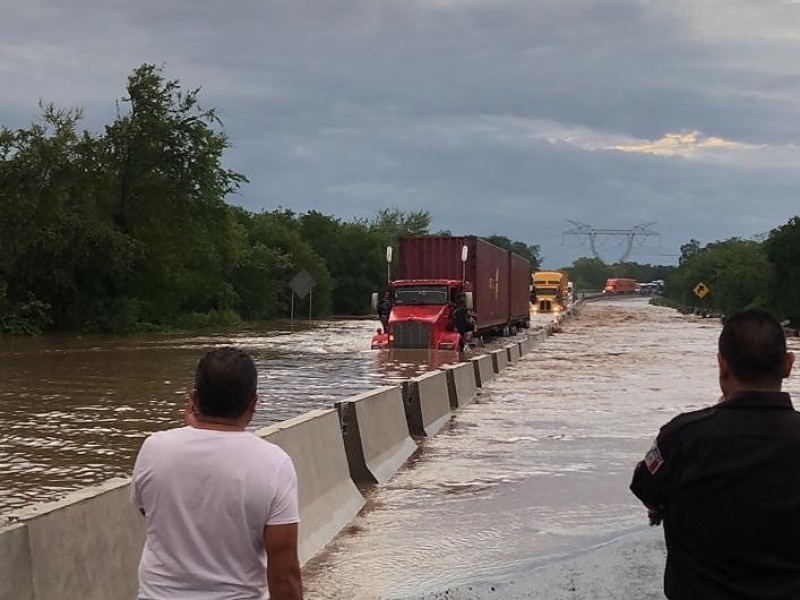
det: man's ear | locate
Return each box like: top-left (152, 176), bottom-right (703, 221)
top-left (188, 390), bottom-right (199, 413)
top-left (248, 393), bottom-right (258, 414)
top-left (717, 353), bottom-right (730, 380)
top-left (784, 352), bottom-right (795, 379)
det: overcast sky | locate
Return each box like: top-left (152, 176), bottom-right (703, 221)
top-left (3, 0), bottom-right (800, 267)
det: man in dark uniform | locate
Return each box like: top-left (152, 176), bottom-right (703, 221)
top-left (377, 291), bottom-right (392, 333)
top-left (450, 293), bottom-right (475, 352)
top-left (630, 308), bottom-right (799, 599)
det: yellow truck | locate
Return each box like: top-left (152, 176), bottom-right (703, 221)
top-left (531, 271), bottom-right (569, 313)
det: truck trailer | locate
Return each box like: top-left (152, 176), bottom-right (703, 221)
top-left (603, 278), bottom-right (637, 294)
top-left (371, 236), bottom-right (531, 350)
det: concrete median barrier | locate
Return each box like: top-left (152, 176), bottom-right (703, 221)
top-left (470, 354), bottom-right (494, 388)
top-left (442, 362), bottom-right (478, 408)
top-left (0, 523), bottom-right (33, 600)
top-left (256, 409), bottom-right (366, 565)
top-left (402, 370), bottom-right (451, 437)
top-left (336, 386), bottom-right (418, 485)
top-left (4, 478), bottom-right (144, 600)
top-left (491, 349), bottom-right (509, 373)
top-left (506, 343), bottom-right (521, 362)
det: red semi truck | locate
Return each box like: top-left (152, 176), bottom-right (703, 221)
top-left (371, 236), bottom-right (531, 350)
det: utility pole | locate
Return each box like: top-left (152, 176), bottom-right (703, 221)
top-left (562, 221), bottom-right (660, 262)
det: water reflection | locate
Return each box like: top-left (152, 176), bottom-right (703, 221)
top-left (0, 317), bottom-right (486, 519)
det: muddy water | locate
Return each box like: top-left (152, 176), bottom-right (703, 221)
top-left (0, 319), bottom-right (472, 520)
top-left (301, 300), bottom-right (800, 599)
top-left (5, 300), bottom-right (793, 598)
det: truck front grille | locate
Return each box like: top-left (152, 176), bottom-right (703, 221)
top-left (392, 321), bottom-right (431, 349)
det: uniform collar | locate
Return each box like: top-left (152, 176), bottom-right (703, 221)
top-left (719, 390), bottom-right (793, 409)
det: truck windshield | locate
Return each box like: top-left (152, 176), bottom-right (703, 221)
top-left (394, 285), bottom-right (449, 305)
top-left (536, 288), bottom-right (557, 297)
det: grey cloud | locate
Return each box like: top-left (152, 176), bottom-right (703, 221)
top-left (3, 0), bottom-right (800, 268)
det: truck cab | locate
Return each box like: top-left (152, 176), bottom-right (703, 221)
top-left (371, 280), bottom-right (472, 350)
top-left (531, 271), bottom-right (568, 313)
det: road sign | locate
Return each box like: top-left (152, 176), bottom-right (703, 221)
top-left (289, 270), bottom-right (317, 299)
top-left (693, 282), bottom-right (710, 299)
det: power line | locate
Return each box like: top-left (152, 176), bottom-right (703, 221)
top-left (562, 221), bottom-right (661, 263)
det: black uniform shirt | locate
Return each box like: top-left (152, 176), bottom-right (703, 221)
top-left (630, 391), bottom-right (800, 600)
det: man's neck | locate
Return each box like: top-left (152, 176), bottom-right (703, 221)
top-left (191, 414), bottom-right (248, 432)
top-left (722, 382), bottom-right (783, 397)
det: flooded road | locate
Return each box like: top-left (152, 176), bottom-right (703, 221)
top-left (0, 318), bottom-right (473, 519)
top-left (6, 299), bottom-right (795, 598)
top-left (301, 299), bottom-right (800, 599)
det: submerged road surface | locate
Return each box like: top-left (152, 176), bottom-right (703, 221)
top-left (302, 299), bottom-right (800, 599)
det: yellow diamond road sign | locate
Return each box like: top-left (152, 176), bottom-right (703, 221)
top-left (693, 282), bottom-right (710, 299)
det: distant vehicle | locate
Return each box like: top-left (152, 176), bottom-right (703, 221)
top-left (603, 278), bottom-right (637, 294)
top-left (532, 271), bottom-right (569, 312)
top-left (370, 236), bottom-right (531, 350)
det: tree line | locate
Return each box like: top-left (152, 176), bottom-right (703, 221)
top-left (0, 65), bottom-right (541, 335)
top-left (656, 221), bottom-right (800, 327)
top-left (556, 219), bottom-right (800, 328)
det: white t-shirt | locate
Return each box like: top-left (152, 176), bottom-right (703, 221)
top-left (131, 426), bottom-right (299, 600)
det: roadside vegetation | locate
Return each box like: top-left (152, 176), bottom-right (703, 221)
top-left (659, 227), bottom-right (800, 327)
top-left (564, 224), bottom-right (800, 328)
top-left (3, 64), bottom-right (798, 334)
top-left (0, 65), bottom-right (540, 335)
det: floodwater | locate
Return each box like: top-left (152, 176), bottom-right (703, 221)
top-left (5, 300), bottom-right (796, 599)
top-left (0, 318), bottom-right (474, 520)
top-left (301, 299), bottom-right (800, 599)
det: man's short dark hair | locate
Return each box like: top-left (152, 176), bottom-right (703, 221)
top-left (195, 347), bottom-right (258, 419)
top-left (718, 308), bottom-right (787, 384)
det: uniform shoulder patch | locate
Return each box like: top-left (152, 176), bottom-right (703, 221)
top-left (644, 442), bottom-right (664, 475)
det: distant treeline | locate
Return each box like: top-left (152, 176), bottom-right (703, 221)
top-left (657, 225), bottom-right (800, 327)
top-left (0, 64), bottom-right (541, 335)
top-left (7, 64), bottom-right (794, 335)
top-left (563, 259), bottom-right (673, 292)
top-left (560, 220), bottom-right (800, 328)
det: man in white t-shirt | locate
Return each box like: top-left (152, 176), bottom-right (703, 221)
top-left (132, 347), bottom-right (303, 600)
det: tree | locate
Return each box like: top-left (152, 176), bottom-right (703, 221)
top-left (235, 210), bottom-right (332, 318)
top-left (665, 238), bottom-right (773, 314)
top-left (299, 212), bottom-right (384, 315)
top-left (0, 103), bottom-right (141, 331)
top-left (370, 207), bottom-right (432, 251)
top-left (484, 235), bottom-right (541, 272)
top-left (680, 239), bottom-right (701, 265)
top-left (764, 216), bottom-right (800, 327)
top-left (566, 257), bottom-right (609, 291)
top-left (102, 64), bottom-right (248, 326)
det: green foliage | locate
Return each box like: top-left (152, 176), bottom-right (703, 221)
top-left (664, 238), bottom-right (774, 314)
top-left (764, 217), bottom-right (800, 327)
top-left (0, 282), bottom-right (51, 335)
top-left (370, 207), bottom-right (432, 251)
top-left (564, 257), bottom-right (608, 291)
top-left (484, 235), bottom-right (541, 272)
top-left (680, 239), bottom-right (701, 265)
top-left (0, 65), bottom-right (559, 332)
top-left (563, 258), bottom-right (673, 292)
top-left (300, 213), bottom-right (385, 315)
top-left (103, 64), bottom-right (248, 326)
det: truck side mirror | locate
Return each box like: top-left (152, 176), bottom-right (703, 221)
top-left (371, 292), bottom-right (379, 311)
top-left (464, 292), bottom-right (474, 310)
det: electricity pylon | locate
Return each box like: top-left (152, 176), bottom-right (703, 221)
top-left (563, 221), bottom-right (660, 263)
